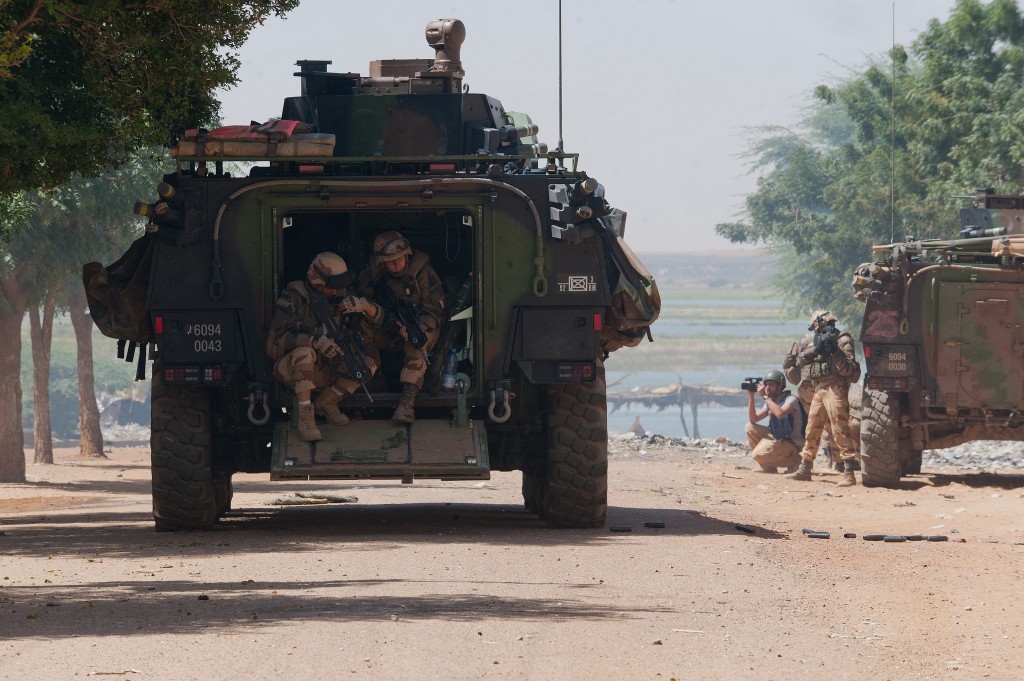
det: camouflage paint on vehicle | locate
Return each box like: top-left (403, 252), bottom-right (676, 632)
top-left (852, 190), bottom-right (1024, 486)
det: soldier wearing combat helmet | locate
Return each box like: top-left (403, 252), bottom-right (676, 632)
top-left (342, 231), bottom-right (445, 424)
top-left (266, 252), bottom-right (379, 441)
top-left (785, 310), bottom-right (861, 486)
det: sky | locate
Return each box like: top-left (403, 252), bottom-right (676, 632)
top-left (218, 0), bottom-right (961, 254)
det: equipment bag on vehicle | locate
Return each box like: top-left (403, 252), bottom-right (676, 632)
top-left (83, 233), bottom-right (156, 343)
top-left (599, 212), bottom-right (661, 353)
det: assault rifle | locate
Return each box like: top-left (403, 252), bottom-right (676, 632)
top-left (812, 326), bottom-right (840, 355)
top-left (374, 278), bottom-right (431, 365)
top-left (308, 290), bottom-right (374, 401)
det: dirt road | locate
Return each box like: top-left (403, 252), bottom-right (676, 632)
top-left (1, 443), bottom-right (1022, 680)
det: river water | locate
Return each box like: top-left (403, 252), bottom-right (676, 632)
top-left (605, 293), bottom-right (805, 442)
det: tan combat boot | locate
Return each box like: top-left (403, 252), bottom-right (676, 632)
top-left (297, 402), bottom-right (322, 441)
top-left (314, 386), bottom-right (350, 426)
top-left (784, 458), bottom-right (813, 481)
top-left (392, 383), bottom-right (419, 424)
top-left (836, 461), bottom-right (857, 487)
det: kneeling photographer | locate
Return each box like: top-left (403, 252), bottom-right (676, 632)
top-left (745, 370), bottom-right (805, 474)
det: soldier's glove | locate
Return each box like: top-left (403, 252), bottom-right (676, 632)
top-left (311, 334), bottom-right (341, 361)
top-left (341, 295), bottom-right (371, 315)
top-left (798, 347), bottom-right (817, 366)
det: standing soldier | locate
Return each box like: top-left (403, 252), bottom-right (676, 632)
top-left (785, 332), bottom-right (863, 470)
top-left (266, 252), bottom-right (379, 442)
top-left (785, 310), bottom-right (861, 486)
top-left (342, 231), bottom-right (445, 424)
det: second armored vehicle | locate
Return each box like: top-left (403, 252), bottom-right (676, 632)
top-left (853, 190), bottom-right (1024, 486)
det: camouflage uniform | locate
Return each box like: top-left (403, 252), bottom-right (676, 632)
top-left (787, 311), bottom-right (860, 485)
top-left (356, 250), bottom-right (445, 388)
top-left (346, 231), bottom-right (446, 424)
top-left (266, 281), bottom-right (379, 398)
top-left (785, 332), bottom-right (864, 467)
top-left (267, 252), bottom-right (380, 443)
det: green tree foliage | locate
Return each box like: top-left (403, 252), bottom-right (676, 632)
top-left (0, 152), bottom-right (166, 475)
top-left (0, 0), bottom-right (298, 195)
top-left (717, 0), bottom-right (1024, 326)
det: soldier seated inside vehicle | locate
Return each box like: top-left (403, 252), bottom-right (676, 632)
top-left (276, 210), bottom-right (475, 414)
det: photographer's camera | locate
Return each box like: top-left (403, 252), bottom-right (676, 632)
top-left (741, 377), bottom-right (762, 392)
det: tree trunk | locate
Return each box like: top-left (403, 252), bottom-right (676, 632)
top-left (29, 286), bottom-right (59, 464)
top-left (0, 272), bottom-right (27, 482)
top-left (69, 287), bottom-right (105, 458)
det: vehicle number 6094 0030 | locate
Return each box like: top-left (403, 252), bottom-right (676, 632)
top-left (886, 351), bottom-right (907, 372)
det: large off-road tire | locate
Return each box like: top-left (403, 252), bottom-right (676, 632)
top-left (213, 472), bottom-right (234, 518)
top-left (859, 388), bottom-right (903, 488)
top-left (521, 467), bottom-right (546, 517)
top-left (151, 367), bottom-right (218, 531)
top-left (543, 364), bottom-right (608, 528)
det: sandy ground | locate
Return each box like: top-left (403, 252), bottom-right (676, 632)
top-left (1, 443), bottom-right (1023, 680)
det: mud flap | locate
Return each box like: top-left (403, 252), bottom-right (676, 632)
top-left (271, 419), bottom-right (490, 481)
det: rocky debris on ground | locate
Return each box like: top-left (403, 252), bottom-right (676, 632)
top-left (610, 429), bottom-right (1024, 472)
top-left (608, 431), bottom-right (747, 461)
top-left (923, 440), bottom-right (1024, 471)
top-left (269, 491), bottom-right (359, 506)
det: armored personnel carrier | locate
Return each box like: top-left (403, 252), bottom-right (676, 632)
top-left (84, 19), bottom-right (659, 530)
top-left (853, 190), bottom-right (1024, 486)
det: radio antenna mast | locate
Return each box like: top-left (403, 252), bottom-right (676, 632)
top-left (558, 0), bottom-right (564, 156)
top-left (890, 2), bottom-right (896, 243)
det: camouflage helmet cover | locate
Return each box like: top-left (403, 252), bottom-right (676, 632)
top-left (306, 252), bottom-right (353, 295)
top-left (808, 309), bottom-right (837, 330)
top-left (372, 231), bottom-right (412, 264)
top-left (764, 369), bottom-right (786, 387)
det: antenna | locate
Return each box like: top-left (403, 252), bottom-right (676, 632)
top-left (891, 2), bottom-right (896, 243)
top-left (558, 0), bottom-right (564, 155)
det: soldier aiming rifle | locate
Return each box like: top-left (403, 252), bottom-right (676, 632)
top-left (785, 310), bottom-right (861, 486)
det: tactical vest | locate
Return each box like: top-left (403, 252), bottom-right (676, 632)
top-left (368, 251), bottom-right (444, 332)
top-left (808, 355), bottom-right (832, 380)
top-left (768, 391), bottom-right (804, 442)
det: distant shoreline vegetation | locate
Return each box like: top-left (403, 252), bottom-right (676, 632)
top-left (605, 335), bottom-right (791, 373)
top-left (608, 255), bottom-right (803, 373)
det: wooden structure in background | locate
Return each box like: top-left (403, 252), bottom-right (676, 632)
top-left (607, 383), bottom-right (746, 439)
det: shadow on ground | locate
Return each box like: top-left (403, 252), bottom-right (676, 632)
top-left (0, 577), bottom-right (664, 640)
top-left (0, 499), bottom-right (786, 561)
